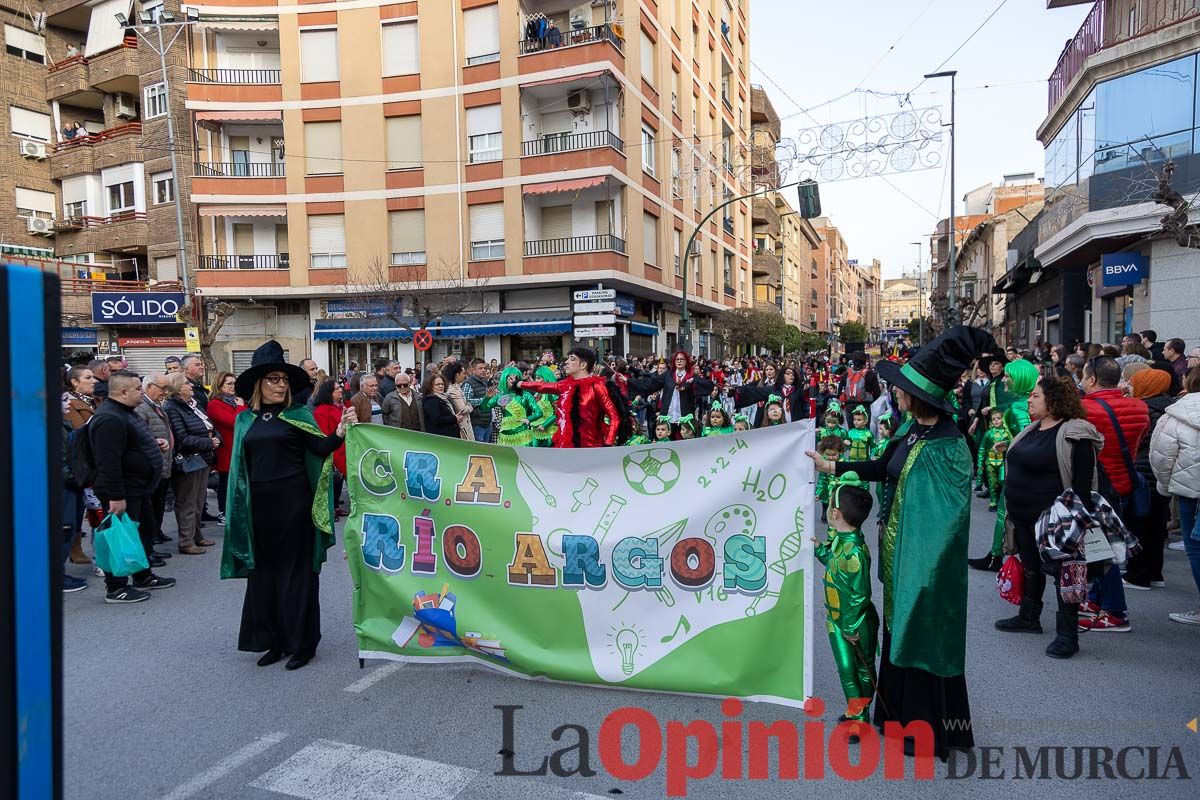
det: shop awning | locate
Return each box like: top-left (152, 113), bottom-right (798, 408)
top-left (522, 176), bottom-right (608, 196)
top-left (195, 111), bottom-right (282, 124)
top-left (630, 321), bottom-right (659, 337)
top-left (314, 312), bottom-right (572, 342)
top-left (521, 69), bottom-right (607, 89)
top-left (197, 204), bottom-right (287, 218)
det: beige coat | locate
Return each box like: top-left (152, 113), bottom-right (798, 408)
top-left (445, 383), bottom-right (475, 441)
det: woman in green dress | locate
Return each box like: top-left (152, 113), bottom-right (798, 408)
top-left (808, 326), bottom-right (995, 761)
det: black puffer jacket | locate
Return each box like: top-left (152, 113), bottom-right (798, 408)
top-left (165, 397), bottom-right (216, 466)
top-left (1135, 393), bottom-right (1175, 479)
top-left (89, 399), bottom-right (163, 500)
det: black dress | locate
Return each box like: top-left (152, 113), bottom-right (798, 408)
top-left (836, 415), bottom-right (974, 760)
top-left (238, 403), bottom-right (343, 658)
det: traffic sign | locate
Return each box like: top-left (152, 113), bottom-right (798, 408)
top-left (413, 328), bottom-right (433, 351)
top-left (574, 314), bottom-right (616, 326)
top-left (572, 300), bottom-right (616, 313)
top-left (574, 326), bottom-right (616, 338)
top-left (573, 289), bottom-right (616, 301)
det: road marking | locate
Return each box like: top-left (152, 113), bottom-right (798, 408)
top-left (343, 662), bottom-right (404, 693)
top-left (250, 739), bottom-right (478, 800)
top-left (159, 731), bottom-right (287, 800)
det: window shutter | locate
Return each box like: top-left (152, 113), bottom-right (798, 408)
top-left (642, 213), bottom-right (658, 266)
top-left (15, 188), bottom-right (55, 214)
top-left (299, 29), bottom-right (339, 82)
top-left (5, 24), bottom-right (45, 56)
top-left (83, 0), bottom-right (128, 57)
top-left (385, 116), bottom-right (422, 169)
top-left (100, 163), bottom-right (140, 187)
top-left (466, 105), bottom-right (501, 136)
top-left (541, 205), bottom-right (573, 240)
top-left (389, 209), bottom-right (426, 251)
top-left (155, 256), bottom-right (178, 283)
top-left (61, 176), bottom-right (89, 205)
top-left (464, 5), bottom-right (500, 60)
top-left (469, 203), bottom-right (503, 243)
top-left (381, 21), bottom-right (419, 75)
top-left (304, 121), bottom-right (342, 175)
top-left (308, 215), bottom-right (346, 253)
top-left (640, 31), bottom-right (655, 84)
top-left (9, 107), bottom-right (50, 141)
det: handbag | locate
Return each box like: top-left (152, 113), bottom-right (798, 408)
top-left (996, 555), bottom-right (1024, 605)
top-left (173, 452), bottom-right (208, 474)
top-left (93, 513), bottom-right (149, 577)
top-left (1092, 398), bottom-right (1150, 518)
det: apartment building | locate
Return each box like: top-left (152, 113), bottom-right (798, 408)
top-left (851, 257), bottom-right (881, 336)
top-left (810, 216), bottom-right (849, 335)
top-left (181, 0), bottom-right (753, 371)
top-left (880, 271), bottom-right (930, 337)
top-left (1030, 0), bottom-right (1200, 344)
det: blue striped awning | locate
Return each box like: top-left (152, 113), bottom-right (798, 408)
top-left (630, 321), bottom-right (659, 337)
top-left (314, 312), bottom-right (572, 342)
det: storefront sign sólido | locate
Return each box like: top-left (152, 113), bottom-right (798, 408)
top-left (91, 292), bottom-right (185, 325)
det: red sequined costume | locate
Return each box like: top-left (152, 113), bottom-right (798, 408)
top-left (518, 375), bottom-right (620, 448)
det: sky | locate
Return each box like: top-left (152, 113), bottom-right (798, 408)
top-left (748, 0), bottom-right (1093, 278)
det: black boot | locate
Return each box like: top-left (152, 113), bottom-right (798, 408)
top-left (1046, 606), bottom-right (1080, 659)
top-left (996, 570), bottom-right (1045, 632)
top-left (968, 553), bottom-right (1001, 572)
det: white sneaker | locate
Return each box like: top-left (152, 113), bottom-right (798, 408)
top-left (1151, 580), bottom-right (1166, 588)
top-left (1168, 610), bottom-right (1200, 626)
top-left (1168, 541), bottom-right (1186, 552)
top-left (1122, 578), bottom-right (1151, 591)
top-left (92, 563), bottom-right (104, 578)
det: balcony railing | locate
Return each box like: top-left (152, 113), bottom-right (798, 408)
top-left (1048, 1), bottom-right (1105, 110)
top-left (53, 123), bottom-right (141, 151)
top-left (519, 23), bottom-right (623, 55)
top-left (521, 130), bottom-right (623, 157)
top-left (187, 67), bottom-right (282, 84)
top-left (199, 254), bottom-right (290, 270)
top-left (47, 53), bottom-right (87, 74)
top-left (194, 162), bottom-right (285, 177)
top-left (524, 234), bottom-right (626, 257)
top-left (57, 211), bottom-right (147, 229)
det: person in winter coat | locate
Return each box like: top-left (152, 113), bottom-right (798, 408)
top-left (627, 351), bottom-right (714, 423)
top-left (63, 366), bottom-right (98, 563)
top-left (164, 372), bottom-right (219, 554)
top-left (1123, 369), bottom-right (1175, 590)
top-left (442, 363), bottom-right (476, 441)
top-left (1149, 366), bottom-right (1200, 626)
top-left (422, 373), bottom-right (466, 438)
top-left (206, 371), bottom-right (245, 524)
top-left (381, 372), bottom-right (424, 432)
top-left (135, 373), bottom-right (176, 553)
top-left (312, 378), bottom-right (349, 515)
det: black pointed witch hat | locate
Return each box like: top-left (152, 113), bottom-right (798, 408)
top-left (876, 326), bottom-right (999, 415)
top-left (234, 340), bottom-right (310, 401)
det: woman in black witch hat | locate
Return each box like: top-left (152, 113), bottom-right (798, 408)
top-left (220, 341), bottom-right (356, 671)
top-left (808, 326), bottom-right (996, 761)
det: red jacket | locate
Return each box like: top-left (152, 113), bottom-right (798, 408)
top-left (520, 374), bottom-right (620, 447)
top-left (205, 396), bottom-right (245, 474)
top-left (313, 402), bottom-right (347, 476)
top-left (1082, 388), bottom-right (1150, 496)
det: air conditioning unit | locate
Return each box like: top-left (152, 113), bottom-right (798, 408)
top-left (18, 139), bottom-right (46, 160)
top-left (114, 93), bottom-right (137, 120)
top-left (28, 217), bottom-right (56, 236)
top-left (566, 90), bottom-right (591, 114)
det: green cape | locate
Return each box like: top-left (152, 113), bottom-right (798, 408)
top-left (883, 420), bottom-right (972, 677)
top-left (220, 404), bottom-right (336, 579)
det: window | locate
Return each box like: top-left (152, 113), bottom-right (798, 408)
top-left (155, 255), bottom-right (178, 283)
top-left (5, 24), bottom-right (44, 64)
top-left (464, 4), bottom-right (500, 65)
top-left (65, 200), bottom-right (86, 219)
top-left (308, 215), bottom-right (347, 267)
top-left (641, 126), bottom-right (656, 175)
top-left (385, 116), bottom-right (422, 170)
top-left (469, 203), bottom-right (504, 260)
top-left (671, 149), bottom-right (682, 198)
top-left (299, 28), bottom-right (339, 82)
top-left (151, 171), bottom-right (174, 205)
top-left (642, 212), bottom-right (658, 266)
top-left (640, 30), bottom-right (656, 86)
top-left (304, 121), bottom-right (342, 175)
top-left (674, 229), bottom-right (683, 276)
top-left (9, 106), bottom-right (50, 141)
top-left (389, 209), bottom-right (426, 265)
top-left (107, 182), bottom-right (136, 214)
top-left (15, 188), bottom-right (54, 220)
top-left (466, 105), bottom-right (502, 163)
top-left (143, 83), bottom-right (167, 119)
top-left (724, 251), bottom-right (734, 286)
top-left (382, 21), bottom-right (419, 76)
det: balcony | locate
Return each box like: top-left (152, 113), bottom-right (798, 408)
top-left (753, 250), bottom-right (782, 283)
top-left (522, 130), bottom-right (623, 157)
top-left (53, 212), bottom-right (149, 255)
top-left (752, 196), bottom-right (781, 236)
top-left (200, 254), bottom-right (290, 270)
top-left (187, 67), bottom-right (283, 103)
top-left (517, 23), bottom-right (624, 74)
top-left (46, 55), bottom-right (89, 101)
top-left (195, 162), bottom-right (285, 178)
top-left (188, 68), bottom-right (282, 85)
top-left (524, 234), bottom-right (626, 257)
top-left (87, 41), bottom-right (138, 93)
top-left (50, 123), bottom-right (141, 178)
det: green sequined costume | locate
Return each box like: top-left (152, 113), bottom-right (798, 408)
top-left (816, 527), bottom-right (879, 723)
top-left (815, 456), bottom-right (840, 506)
top-left (846, 427), bottom-right (874, 462)
top-left (976, 422), bottom-right (1010, 508)
top-left (989, 360), bottom-right (1036, 556)
top-left (480, 366), bottom-right (543, 448)
top-left (530, 366), bottom-right (560, 447)
top-left (703, 425), bottom-right (733, 437)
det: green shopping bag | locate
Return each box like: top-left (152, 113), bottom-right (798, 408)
top-left (93, 513), bottom-right (149, 577)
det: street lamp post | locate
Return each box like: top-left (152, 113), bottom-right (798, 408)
top-left (924, 69), bottom-right (957, 323)
top-left (909, 240), bottom-right (924, 346)
top-left (115, 8), bottom-right (198, 297)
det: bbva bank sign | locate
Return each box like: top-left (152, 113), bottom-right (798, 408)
top-left (1100, 253), bottom-right (1147, 287)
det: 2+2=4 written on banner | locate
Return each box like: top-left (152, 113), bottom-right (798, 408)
top-left (344, 420), bottom-right (815, 706)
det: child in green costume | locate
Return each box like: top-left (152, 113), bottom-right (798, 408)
top-left (651, 415), bottom-right (674, 443)
top-left (871, 411), bottom-right (894, 509)
top-left (703, 404), bottom-right (734, 436)
top-left (976, 409), bottom-right (1010, 512)
top-left (812, 472), bottom-right (879, 743)
top-left (845, 405), bottom-right (874, 462)
top-left (818, 402), bottom-right (849, 444)
top-left (815, 434), bottom-right (845, 524)
top-left (732, 413), bottom-right (751, 432)
top-left (530, 365), bottom-right (559, 447)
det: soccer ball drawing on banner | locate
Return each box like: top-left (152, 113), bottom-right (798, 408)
top-left (622, 448), bottom-right (681, 496)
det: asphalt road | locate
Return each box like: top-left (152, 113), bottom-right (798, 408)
top-left (63, 487), bottom-right (1200, 799)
